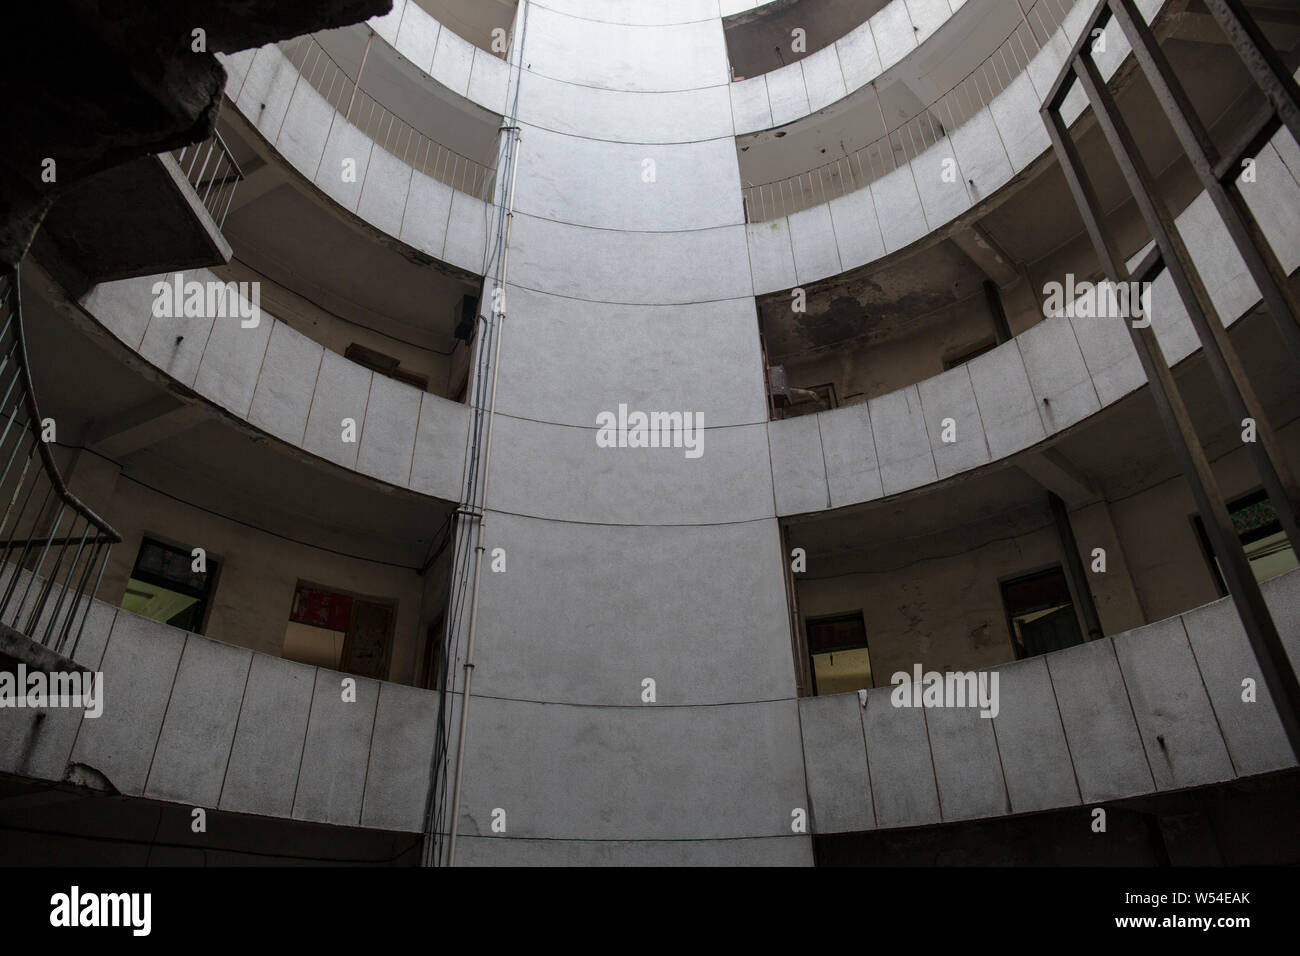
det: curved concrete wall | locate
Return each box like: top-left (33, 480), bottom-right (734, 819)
top-left (730, 0), bottom-right (965, 130)
top-left (767, 130), bottom-right (1300, 514)
top-left (799, 568), bottom-right (1300, 832)
top-left (449, 0), bottom-right (811, 866)
top-left (0, 600), bottom-right (441, 832)
top-left (216, 42), bottom-right (492, 276)
top-left (745, 0), bottom-right (1161, 285)
top-left (80, 270), bottom-right (470, 503)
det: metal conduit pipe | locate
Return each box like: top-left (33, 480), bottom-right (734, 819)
top-left (444, 0), bottom-right (529, 868)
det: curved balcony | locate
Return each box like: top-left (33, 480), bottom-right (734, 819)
top-left (0, 589), bottom-right (442, 833)
top-left (729, 0), bottom-right (971, 126)
top-left (739, 0), bottom-right (1077, 220)
top-left (217, 30), bottom-right (501, 275)
top-left (80, 269), bottom-right (470, 504)
top-left (766, 125), bottom-right (1300, 515)
top-left (800, 567), bottom-right (1300, 833)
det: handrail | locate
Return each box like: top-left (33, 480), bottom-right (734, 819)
top-left (742, 0), bottom-right (1078, 222)
top-left (172, 130), bottom-right (245, 229)
top-left (0, 266), bottom-right (121, 657)
top-left (279, 32), bottom-right (498, 201)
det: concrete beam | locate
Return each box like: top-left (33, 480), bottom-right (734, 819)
top-left (1016, 447), bottom-right (1100, 506)
top-left (222, 158), bottom-right (281, 217)
top-left (88, 397), bottom-right (210, 460)
top-left (950, 222), bottom-right (1023, 288)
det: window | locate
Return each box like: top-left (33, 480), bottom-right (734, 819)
top-left (283, 582), bottom-right (394, 679)
top-left (1193, 489), bottom-right (1298, 595)
top-left (1001, 566), bottom-right (1083, 660)
top-left (806, 612), bottom-right (872, 696)
top-left (122, 537), bottom-right (218, 632)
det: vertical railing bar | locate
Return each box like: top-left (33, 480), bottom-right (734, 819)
top-left (57, 538), bottom-right (102, 656)
top-left (43, 520), bottom-right (91, 647)
top-left (68, 543), bottom-right (112, 661)
top-left (26, 509), bottom-right (75, 638)
top-left (13, 502), bottom-right (67, 630)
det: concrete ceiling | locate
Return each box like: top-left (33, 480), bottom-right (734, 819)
top-left (314, 22), bottom-right (504, 160)
top-left (219, 175), bottom-right (478, 354)
top-left (725, 0), bottom-right (891, 79)
top-left (412, 0), bottom-right (518, 55)
top-left (758, 238), bottom-right (986, 361)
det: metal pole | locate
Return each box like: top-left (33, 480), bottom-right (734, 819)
top-left (346, 30), bottom-right (374, 124)
top-left (1106, 0), bottom-right (1300, 366)
top-left (1049, 492), bottom-right (1103, 641)
top-left (1201, 0), bottom-right (1300, 142)
top-left (446, 1), bottom-right (529, 863)
top-left (1043, 96), bottom-right (1300, 762)
top-left (1072, 51), bottom-right (1300, 556)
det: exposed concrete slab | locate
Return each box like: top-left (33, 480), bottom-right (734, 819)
top-left (137, 293), bottom-right (216, 389)
top-left (835, 21), bottom-right (883, 94)
top-left (361, 681), bottom-right (440, 831)
top-left (1047, 638), bottom-right (1155, 803)
top-left (870, 2), bottom-right (917, 71)
top-left (828, 186), bottom-right (886, 271)
top-left (471, 512), bottom-right (798, 705)
top-left (817, 401), bottom-right (884, 508)
top-left (219, 654), bottom-right (316, 818)
top-left (861, 684), bottom-right (941, 828)
top-left (455, 696), bottom-right (808, 841)
top-left (867, 385), bottom-right (938, 496)
top-left (292, 668), bottom-right (380, 826)
top-left (410, 392), bottom-right (469, 500)
top-left (788, 203), bottom-right (843, 285)
top-left (315, 118), bottom-right (375, 213)
top-left (917, 365), bottom-right (990, 479)
top-left (950, 106), bottom-right (1013, 203)
top-left (990, 656), bottom-right (1081, 813)
top-left (990, 71), bottom-right (1049, 173)
top-left (731, 76), bottom-right (774, 135)
top-left (69, 612), bottom-right (186, 796)
top-left (799, 693), bottom-right (874, 833)
top-left (356, 372), bottom-right (420, 486)
top-left (747, 219), bottom-right (798, 294)
top-left (769, 414), bottom-right (830, 516)
top-left (194, 311), bottom-right (275, 419)
top-left (767, 65), bottom-right (812, 128)
top-left (302, 348), bottom-right (373, 470)
top-left (145, 636), bottom-right (251, 806)
top-left (1113, 616), bottom-right (1235, 790)
top-left (247, 319), bottom-right (325, 447)
top-left (802, 46), bottom-right (848, 113)
top-left (399, 169), bottom-right (454, 260)
top-left (1017, 314), bottom-right (1100, 434)
top-left (926, 697), bottom-right (1009, 821)
top-left (492, 285), bottom-right (768, 429)
top-left (911, 139), bottom-right (970, 232)
top-left (871, 164), bottom-right (928, 252)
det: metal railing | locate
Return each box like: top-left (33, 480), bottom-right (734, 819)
top-left (742, 0), bottom-right (1078, 221)
top-left (280, 32), bottom-right (497, 201)
top-left (172, 131), bottom-right (244, 229)
top-left (0, 267), bottom-right (121, 658)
